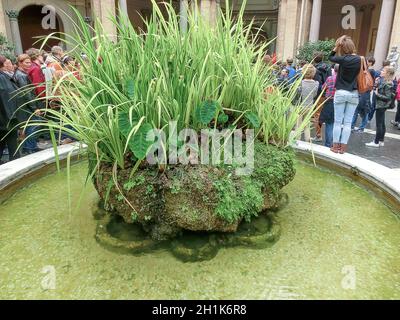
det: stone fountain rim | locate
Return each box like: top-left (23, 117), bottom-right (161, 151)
top-left (0, 141), bottom-right (399, 210)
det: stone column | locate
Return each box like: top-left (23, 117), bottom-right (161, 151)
top-left (389, 0), bottom-right (400, 77)
top-left (0, 0), bottom-right (7, 37)
top-left (374, 0), bottom-right (396, 69)
top-left (389, 0), bottom-right (400, 51)
top-left (91, 0), bottom-right (117, 39)
top-left (302, 0), bottom-right (313, 44)
top-left (309, 0), bottom-right (322, 42)
top-left (6, 10), bottom-right (23, 55)
top-left (277, 0), bottom-right (301, 60)
top-left (200, 0), bottom-right (218, 26)
top-left (297, 0), bottom-right (306, 49)
top-left (180, 0), bottom-right (189, 33)
top-left (119, 0), bottom-right (128, 16)
top-left (276, 0), bottom-right (287, 59)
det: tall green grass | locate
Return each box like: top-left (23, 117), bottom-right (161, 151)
top-left (29, 0), bottom-right (316, 173)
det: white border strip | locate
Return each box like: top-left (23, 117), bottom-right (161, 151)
top-left (294, 140), bottom-right (400, 203)
top-left (0, 143), bottom-right (86, 191)
top-left (1, 141), bottom-right (399, 205)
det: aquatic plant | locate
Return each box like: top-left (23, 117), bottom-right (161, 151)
top-left (27, 0), bottom-right (316, 174)
top-left (20, 1), bottom-right (319, 238)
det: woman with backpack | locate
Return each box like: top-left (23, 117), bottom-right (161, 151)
top-left (391, 78), bottom-right (400, 129)
top-left (365, 66), bottom-right (397, 147)
top-left (328, 35), bottom-right (361, 154)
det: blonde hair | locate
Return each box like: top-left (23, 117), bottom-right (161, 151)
top-left (302, 64), bottom-right (316, 79)
top-left (17, 54), bottom-right (31, 65)
top-left (336, 35), bottom-right (356, 56)
top-left (26, 48), bottom-right (41, 61)
top-left (383, 66), bottom-right (395, 82)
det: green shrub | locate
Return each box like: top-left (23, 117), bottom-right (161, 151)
top-left (0, 33), bottom-right (15, 62)
top-left (296, 39), bottom-right (335, 63)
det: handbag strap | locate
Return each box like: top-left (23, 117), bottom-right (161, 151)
top-left (360, 56), bottom-right (368, 73)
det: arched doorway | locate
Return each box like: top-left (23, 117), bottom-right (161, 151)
top-left (319, 0), bottom-right (382, 57)
top-left (19, 5), bottom-right (64, 52)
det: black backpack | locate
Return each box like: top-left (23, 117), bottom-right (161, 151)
top-left (388, 84), bottom-right (397, 109)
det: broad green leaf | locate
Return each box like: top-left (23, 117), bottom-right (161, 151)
top-left (129, 123), bottom-right (154, 160)
top-left (199, 100), bottom-right (217, 125)
top-left (218, 113), bottom-right (229, 124)
top-left (245, 112), bottom-right (261, 128)
top-left (126, 79), bottom-right (135, 99)
top-left (118, 111), bottom-right (138, 137)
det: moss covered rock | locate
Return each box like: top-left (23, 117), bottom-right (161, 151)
top-left (93, 142), bottom-right (295, 240)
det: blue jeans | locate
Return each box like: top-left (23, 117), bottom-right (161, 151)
top-left (351, 92), bottom-right (370, 130)
top-left (324, 122), bottom-right (334, 148)
top-left (368, 92), bottom-right (376, 121)
top-left (23, 115), bottom-right (41, 152)
top-left (333, 90), bottom-right (359, 144)
top-left (351, 109), bottom-right (369, 130)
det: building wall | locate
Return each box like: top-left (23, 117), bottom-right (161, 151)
top-left (1, 0), bottom-right (78, 51)
top-left (319, 0), bottom-right (382, 56)
top-left (0, 0), bottom-right (399, 66)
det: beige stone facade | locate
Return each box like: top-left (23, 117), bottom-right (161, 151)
top-left (0, 0), bottom-right (399, 70)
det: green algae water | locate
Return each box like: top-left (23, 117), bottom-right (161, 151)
top-left (1, 161), bottom-right (400, 299)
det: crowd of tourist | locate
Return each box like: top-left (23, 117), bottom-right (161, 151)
top-left (265, 35), bottom-right (400, 154)
top-left (1, 36), bottom-right (400, 164)
top-left (0, 46), bottom-right (81, 164)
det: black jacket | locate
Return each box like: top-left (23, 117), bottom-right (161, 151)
top-left (328, 51), bottom-right (361, 92)
top-left (0, 71), bottom-right (20, 131)
top-left (13, 69), bottom-right (40, 122)
top-left (375, 81), bottom-right (396, 110)
top-left (314, 62), bottom-right (332, 86)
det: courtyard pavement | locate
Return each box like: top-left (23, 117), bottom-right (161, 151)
top-left (313, 107), bottom-right (400, 170)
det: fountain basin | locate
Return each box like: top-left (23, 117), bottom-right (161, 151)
top-left (0, 144), bottom-right (399, 299)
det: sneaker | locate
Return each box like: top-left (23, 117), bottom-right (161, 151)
top-left (37, 141), bottom-right (53, 150)
top-left (355, 128), bottom-right (364, 133)
top-left (311, 136), bottom-right (323, 142)
top-left (379, 142), bottom-right (385, 147)
top-left (365, 141), bottom-right (380, 148)
top-left (390, 120), bottom-right (399, 127)
top-left (60, 138), bottom-right (74, 145)
top-left (23, 148), bottom-right (41, 155)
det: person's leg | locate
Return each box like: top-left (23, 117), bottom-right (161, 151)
top-left (22, 115), bottom-right (42, 153)
top-left (374, 109), bottom-right (384, 144)
top-left (324, 122), bottom-right (334, 148)
top-left (368, 92), bottom-right (376, 121)
top-left (313, 103), bottom-right (323, 138)
top-left (359, 113), bottom-right (369, 130)
top-left (304, 124), bottom-right (311, 142)
top-left (340, 92), bottom-right (359, 145)
top-left (333, 91), bottom-right (346, 143)
top-left (395, 101), bottom-right (400, 123)
top-left (314, 118), bottom-right (322, 138)
top-left (296, 116), bottom-right (303, 140)
top-left (5, 129), bottom-right (19, 161)
top-left (23, 125), bottom-right (39, 153)
top-left (357, 92), bottom-right (370, 131)
top-left (351, 106), bottom-right (359, 129)
top-left (381, 110), bottom-right (386, 142)
top-left (0, 130), bottom-right (6, 160)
